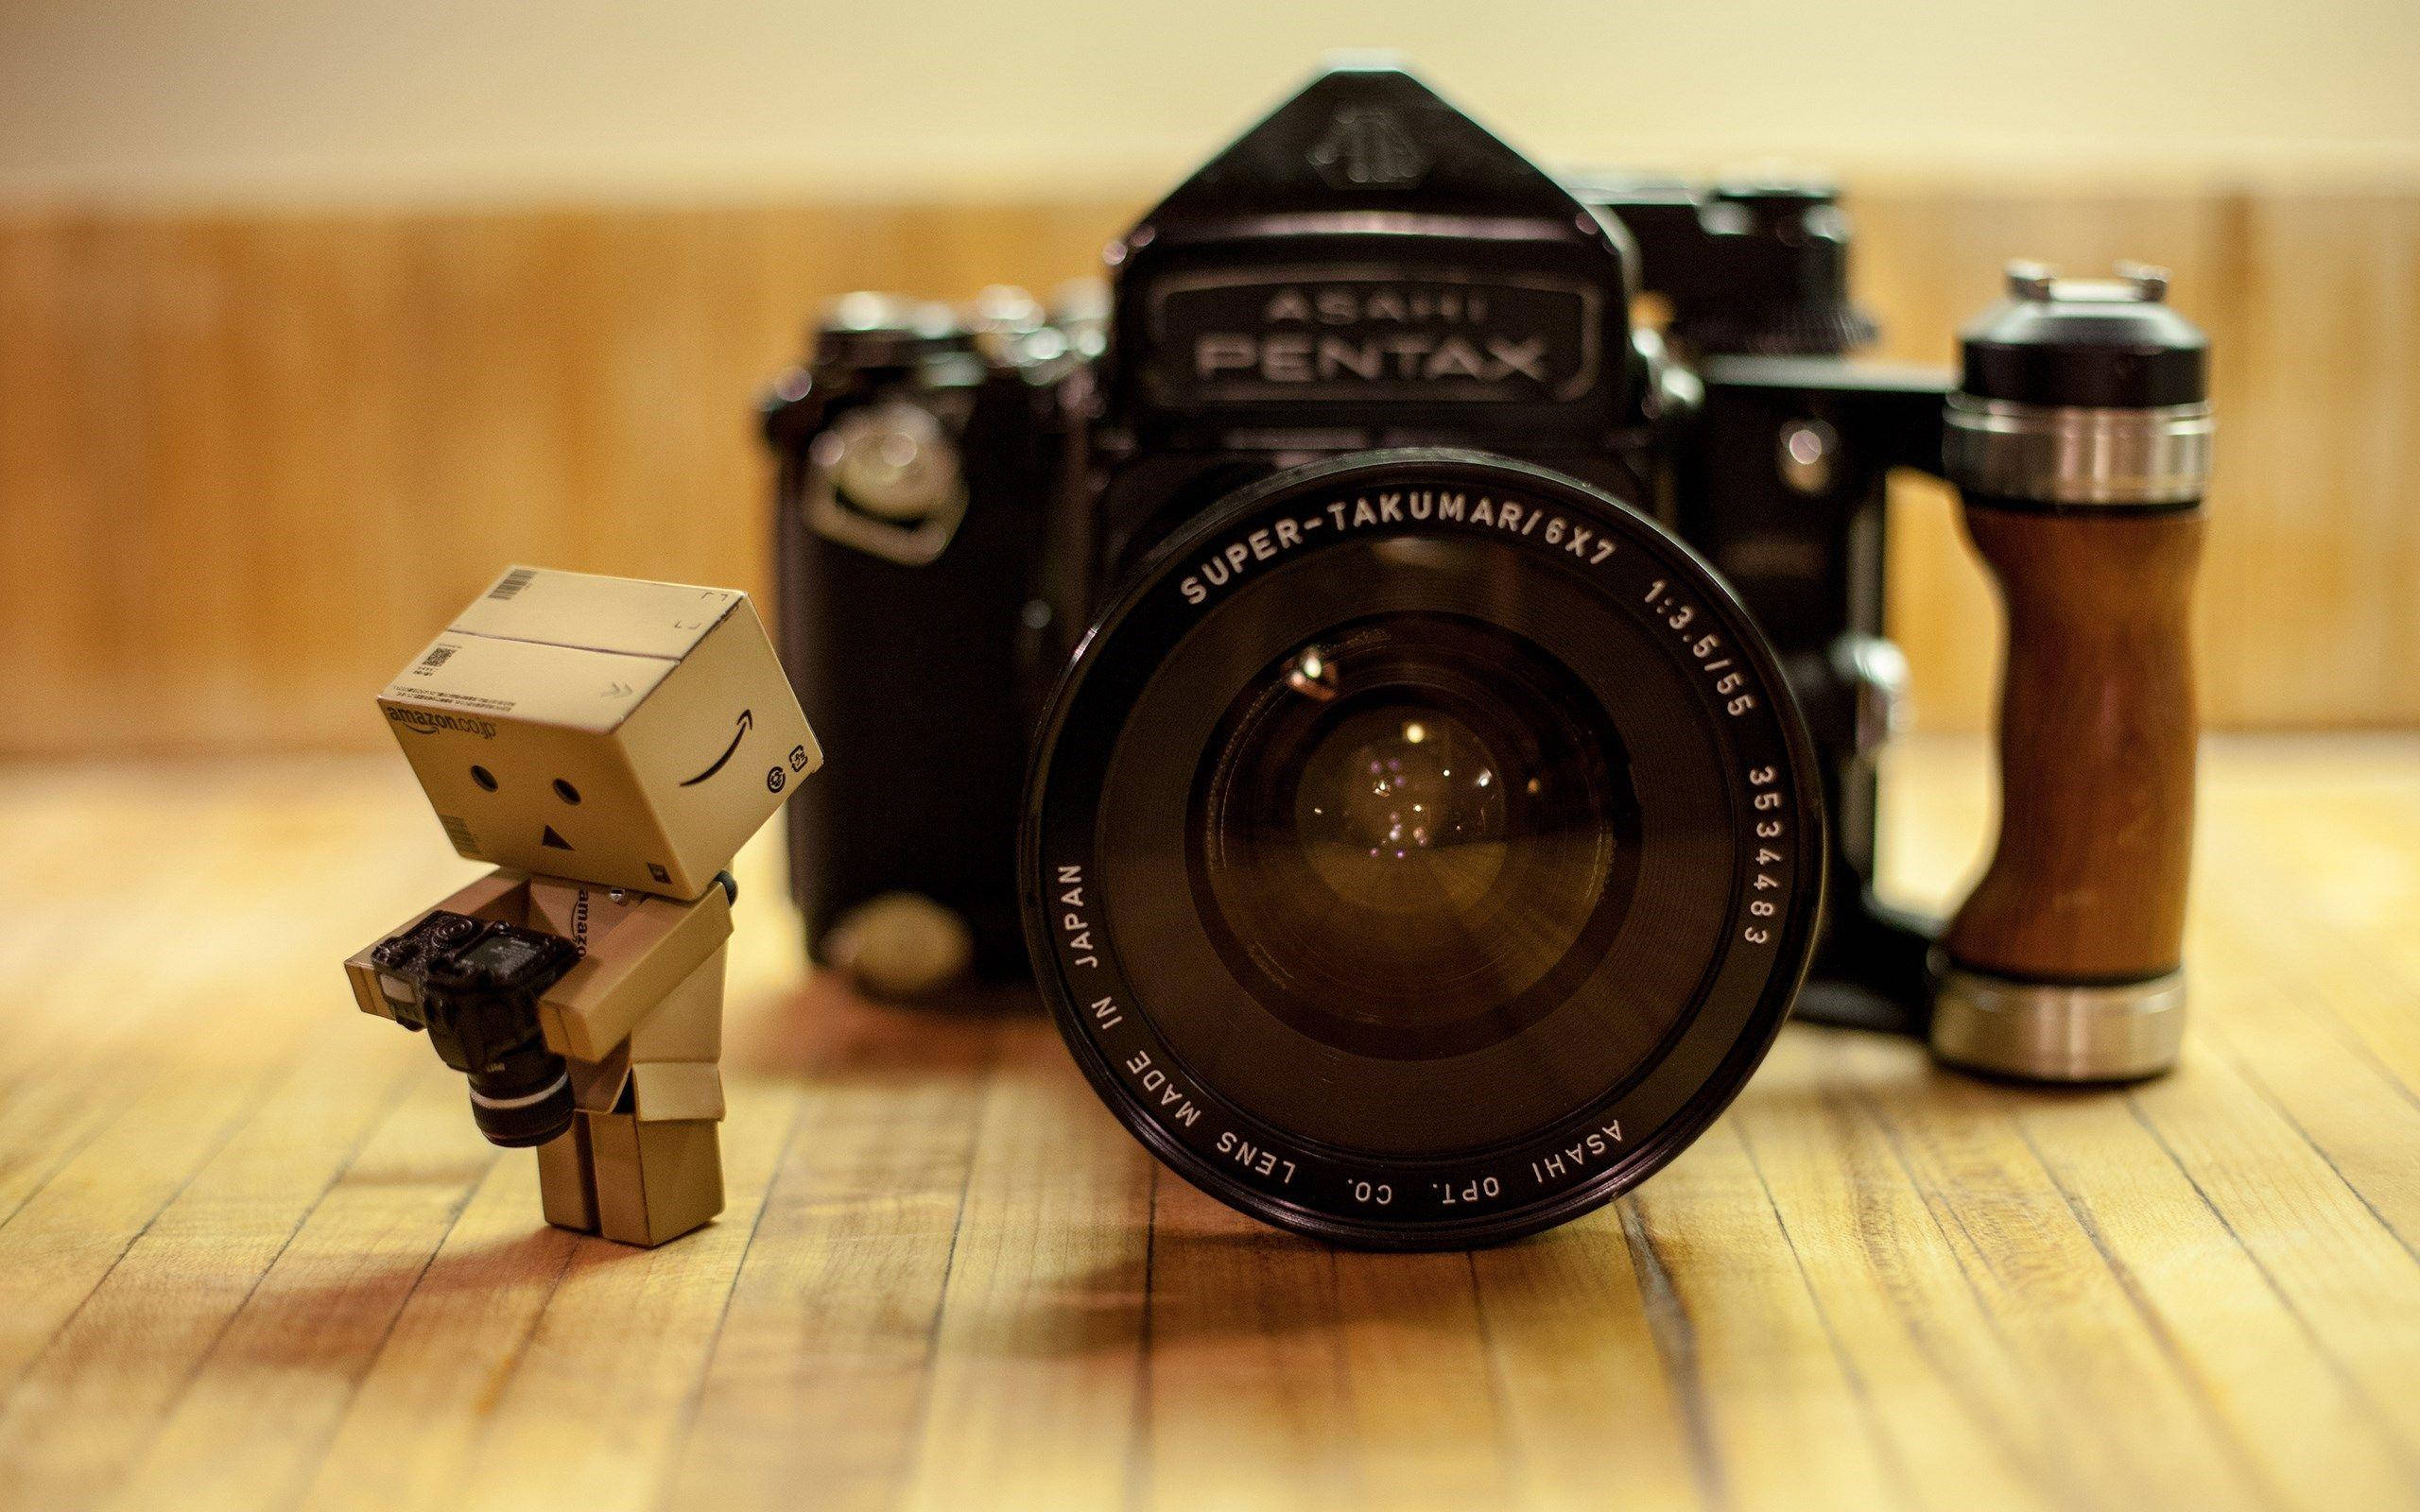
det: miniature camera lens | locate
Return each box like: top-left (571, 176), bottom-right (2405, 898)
top-left (467, 1064), bottom-right (576, 1148)
top-left (471, 765), bottom-right (498, 791)
top-left (552, 779), bottom-right (582, 805)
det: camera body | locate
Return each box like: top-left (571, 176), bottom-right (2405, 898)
top-left (768, 63), bottom-right (1943, 1024)
top-left (771, 61), bottom-right (2209, 1245)
top-left (369, 910), bottom-right (582, 1147)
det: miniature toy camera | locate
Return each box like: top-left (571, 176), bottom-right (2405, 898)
top-left (370, 911), bottom-right (582, 1147)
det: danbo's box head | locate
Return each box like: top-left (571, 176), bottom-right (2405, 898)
top-left (379, 566), bottom-right (820, 899)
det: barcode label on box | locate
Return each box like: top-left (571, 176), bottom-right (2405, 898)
top-left (439, 815), bottom-right (481, 856)
top-left (488, 568), bottom-right (536, 600)
top-left (411, 644), bottom-right (458, 677)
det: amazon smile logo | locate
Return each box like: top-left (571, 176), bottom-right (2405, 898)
top-left (680, 709), bottom-right (752, 786)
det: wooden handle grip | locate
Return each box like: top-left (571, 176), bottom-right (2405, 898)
top-left (1943, 503), bottom-right (2204, 982)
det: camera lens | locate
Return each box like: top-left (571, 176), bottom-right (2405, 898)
top-left (466, 1056), bottom-right (576, 1148)
top-left (1024, 451), bottom-right (1824, 1248)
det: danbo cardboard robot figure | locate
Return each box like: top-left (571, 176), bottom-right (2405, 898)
top-left (344, 566), bottom-right (818, 1246)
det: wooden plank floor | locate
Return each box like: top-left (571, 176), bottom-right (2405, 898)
top-left (2, 734), bottom-right (2417, 1512)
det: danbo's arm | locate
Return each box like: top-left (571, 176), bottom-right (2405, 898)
top-left (537, 886), bottom-right (733, 1062)
top-left (342, 869), bottom-right (529, 1020)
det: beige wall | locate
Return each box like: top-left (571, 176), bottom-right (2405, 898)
top-left (5, 185), bottom-right (2416, 754)
top-left (3, 0), bottom-right (2418, 204)
top-left (2, 4), bottom-right (2414, 753)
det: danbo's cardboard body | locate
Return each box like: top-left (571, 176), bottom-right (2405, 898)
top-left (347, 565), bottom-right (818, 1248)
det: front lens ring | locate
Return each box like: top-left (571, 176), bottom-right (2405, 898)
top-left (1022, 450), bottom-right (1824, 1248)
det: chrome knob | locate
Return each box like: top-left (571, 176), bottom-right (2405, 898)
top-left (1777, 419), bottom-right (1841, 496)
top-left (812, 402), bottom-right (963, 524)
top-left (1830, 632), bottom-right (1910, 759)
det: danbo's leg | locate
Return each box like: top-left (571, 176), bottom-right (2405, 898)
top-left (543, 948), bottom-right (729, 1247)
top-left (578, 946), bottom-right (727, 1246)
top-left (586, 1111), bottom-right (724, 1247)
top-left (536, 1117), bottom-right (597, 1232)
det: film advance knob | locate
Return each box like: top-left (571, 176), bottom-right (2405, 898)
top-left (1944, 261), bottom-right (2212, 507)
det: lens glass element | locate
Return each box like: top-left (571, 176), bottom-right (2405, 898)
top-left (1192, 614), bottom-right (1636, 1063)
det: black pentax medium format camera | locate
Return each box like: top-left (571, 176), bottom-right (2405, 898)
top-left (766, 63), bottom-right (2212, 1247)
top-left (371, 912), bottom-right (581, 1148)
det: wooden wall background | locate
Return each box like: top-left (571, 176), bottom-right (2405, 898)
top-left (1, 186), bottom-right (2415, 756)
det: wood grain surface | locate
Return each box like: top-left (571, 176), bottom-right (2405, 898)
top-left (1944, 505), bottom-right (2204, 980)
top-left (1, 734), bottom-right (2417, 1511)
top-left (1, 185), bottom-right (2416, 756)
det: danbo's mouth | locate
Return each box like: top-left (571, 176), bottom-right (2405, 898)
top-left (680, 709), bottom-right (754, 787)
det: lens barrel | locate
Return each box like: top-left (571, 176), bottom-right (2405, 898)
top-left (466, 1057), bottom-right (578, 1148)
top-left (1023, 450), bottom-right (1824, 1248)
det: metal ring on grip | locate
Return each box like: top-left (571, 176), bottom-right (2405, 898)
top-left (1944, 396), bottom-right (2212, 507)
top-left (1929, 962), bottom-right (2187, 1082)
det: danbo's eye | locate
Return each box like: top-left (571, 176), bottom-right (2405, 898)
top-left (470, 765), bottom-right (498, 792)
top-left (552, 780), bottom-right (582, 805)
